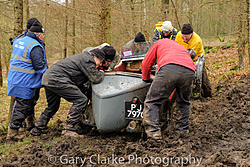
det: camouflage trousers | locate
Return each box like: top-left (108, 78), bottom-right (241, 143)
top-left (143, 64), bottom-right (195, 139)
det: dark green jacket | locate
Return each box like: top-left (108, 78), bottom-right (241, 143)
top-left (42, 51), bottom-right (104, 88)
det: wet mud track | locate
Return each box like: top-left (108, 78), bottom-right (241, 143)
top-left (1, 74), bottom-right (249, 167)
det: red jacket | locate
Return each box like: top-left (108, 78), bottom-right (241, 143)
top-left (142, 39), bottom-right (196, 80)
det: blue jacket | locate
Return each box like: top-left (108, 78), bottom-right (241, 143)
top-left (7, 32), bottom-right (48, 99)
top-left (9, 29), bottom-right (28, 45)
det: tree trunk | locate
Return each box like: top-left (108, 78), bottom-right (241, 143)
top-left (80, 20), bottom-right (83, 50)
top-left (9, 0), bottom-right (24, 122)
top-left (14, 0), bottom-right (23, 36)
top-left (161, 0), bottom-right (169, 20)
top-left (8, 97), bottom-right (15, 122)
top-left (106, 0), bottom-right (111, 44)
top-left (0, 49), bottom-right (2, 87)
top-left (72, 0), bottom-right (76, 55)
top-left (143, 0), bottom-right (146, 27)
top-left (25, 0), bottom-right (29, 24)
top-left (143, 0), bottom-right (147, 37)
top-left (63, 0), bottom-right (68, 58)
top-left (187, 0), bottom-right (193, 26)
top-left (237, 0), bottom-right (245, 70)
top-left (140, 0), bottom-right (147, 38)
top-left (247, 0), bottom-right (249, 65)
top-left (44, 0), bottom-right (48, 44)
top-left (100, 0), bottom-right (111, 43)
top-left (129, 0), bottom-right (137, 36)
top-left (171, 0), bottom-right (181, 30)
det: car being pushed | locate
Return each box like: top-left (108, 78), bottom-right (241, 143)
top-left (82, 41), bottom-right (159, 133)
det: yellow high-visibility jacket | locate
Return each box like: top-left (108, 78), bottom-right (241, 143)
top-left (176, 31), bottom-right (205, 61)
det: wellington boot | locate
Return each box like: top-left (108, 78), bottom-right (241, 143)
top-left (30, 114), bottom-right (50, 136)
top-left (30, 127), bottom-right (43, 136)
top-left (35, 114), bottom-right (50, 130)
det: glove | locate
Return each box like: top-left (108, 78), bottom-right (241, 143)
top-left (142, 78), bottom-right (153, 83)
top-left (187, 49), bottom-right (196, 60)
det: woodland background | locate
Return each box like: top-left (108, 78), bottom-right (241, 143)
top-left (0, 0), bottom-right (249, 86)
top-left (0, 1), bottom-right (249, 165)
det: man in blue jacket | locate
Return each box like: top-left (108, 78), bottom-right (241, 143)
top-left (7, 21), bottom-right (48, 140)
top-left (9, 18), bottom-right (40, 45)
top-left (9, 18), bottom-right (42, 132)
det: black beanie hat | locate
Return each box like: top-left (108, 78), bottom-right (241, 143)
top-left (30, 21), bottom-right (44, 33)
top-left (27, 18), bottom-right (39, 29)
top-left (181, 24), bottom-right (193, 34)
top-left (134, 32), bottom-right (146, 43)
top-left (101, 46), bottom-right (116, 61)
top-left (90, 48), bottom-right (106, 60)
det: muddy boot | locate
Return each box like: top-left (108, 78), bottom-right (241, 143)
top-left (144, 126), bottom-right (163, 140)
top-left (62, 123), bottom-right (85, 137)
top-left (192, 92), bottom-right (200, 99)
top-left (6, 127), bottom-right (24, 141)
top-left (143, 119), bottom-right (163, 141)
top-left (149, 131), bottom-right (163, 140)
top-left (192, 83), bottom-right (201, 99)
top-left (30, 114), bottom-right (50, 136)
top-left (25, 114), bottom-right (35, 131)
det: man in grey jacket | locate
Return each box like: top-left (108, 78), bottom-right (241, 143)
top-left (30, 46), bottom-right (116, 137)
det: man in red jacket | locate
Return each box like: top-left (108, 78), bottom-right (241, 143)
top-left (142, 38), bottom-right (196, 140)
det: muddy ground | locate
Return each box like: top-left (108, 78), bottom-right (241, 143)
top-left (0, 74), bottom-right (249, 167)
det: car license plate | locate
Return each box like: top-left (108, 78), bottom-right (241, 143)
top-left (125, 97), bottom-right (143, 120)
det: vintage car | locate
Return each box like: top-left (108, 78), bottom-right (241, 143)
top-left (82, 41), bottom-right (205, 133)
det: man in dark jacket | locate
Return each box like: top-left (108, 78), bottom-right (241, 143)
top-left (142, 39), bottom-right (196, 140)
top-left (7, 21), bottom-right (47, 140)
top-left (30, 46), bottom-right (116, 137)
top-left (121, 32), bottom-right (150, 56)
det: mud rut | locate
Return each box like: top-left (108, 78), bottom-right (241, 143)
top-left (1, 74), bottom-right (249, 167)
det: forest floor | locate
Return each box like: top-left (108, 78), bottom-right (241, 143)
top-left (0, 40), bottom-right (249, 167)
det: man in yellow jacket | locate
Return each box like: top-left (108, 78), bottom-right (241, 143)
top-left (176, 24), bottom-right (205, 61)
top-left (176, 24), bottom-right (211, 98)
